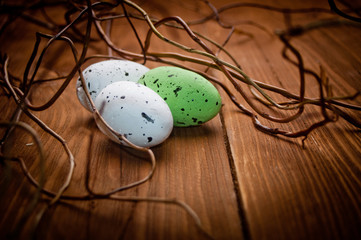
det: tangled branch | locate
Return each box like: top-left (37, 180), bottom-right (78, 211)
top-left (0, 0), bottom-right (360, 238)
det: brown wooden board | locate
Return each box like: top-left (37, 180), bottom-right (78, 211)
top-left (1, 0), bottom-right (361, 240)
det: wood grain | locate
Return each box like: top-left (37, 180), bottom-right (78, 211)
top-left (217, 0), bottom-right (361, 239)
top-left (1, 0), bottom-right (361, 240)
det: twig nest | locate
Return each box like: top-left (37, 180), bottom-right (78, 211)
top-left (77, 60), bottom-right (149, 111)
top-left (95, 81), bottom-right (173, 148)
top-left (138, 66), bottom-right (222, 127)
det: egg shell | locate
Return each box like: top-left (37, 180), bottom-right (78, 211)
top-left (77, 60), bottom-right (149, 112)
top-left (138, 66), bottom-right (222, 127)
top-left (94, 81), bottom-right (173, 148)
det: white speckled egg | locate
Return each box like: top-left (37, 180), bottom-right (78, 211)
top-left (77, 60), bottom-right (149, 111)
top-left (94, 81), bottom-right (173, 148)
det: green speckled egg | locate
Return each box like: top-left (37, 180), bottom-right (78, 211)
top-left (138, 66), bottom-right (222, 127)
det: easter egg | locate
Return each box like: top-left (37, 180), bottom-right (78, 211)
top-left (77, 59), bottom-right (149, 112)
top-left (94, 81), bottom-right (173, 148)
top-left (138, 66), bottom-right (222, 127)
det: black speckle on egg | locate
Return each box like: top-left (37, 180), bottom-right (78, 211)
top-left (198, 121), bottom-right (203, 124)
top-left (173, 86), bottom-right (182, 97)
top-left (153, 79), bottom-right (159, 84)
top-left (205, 99), bottom-right (208, 102)
top-left (216, 101), bottom-right (219, 105)
top-left (125, 71), bottom-right (129, 76)
top-left (87, 82), bottom-right (90, 88)
top-left (181, 108), bottom-right (185, 111)
top-left (168, 74), bottom-right (174, 77)
top-left (164, 97), bottom-right (167, 100)
top-left (89, 69), bottom-right (92, 72)
top-left (141, 112), bottom-right (155, 123)
top-left (192, 118), bottom-right (197, 123)
top-left (147, 137), bottom-right (153, 143)
top-left (121, 96), bottom-right (125, 99)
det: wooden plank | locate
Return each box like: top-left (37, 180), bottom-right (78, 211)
top-left (1, 0), bottom-right (361, 240)
top-left (216, 0), bottom-right (361, 239)
top-left (0, 1), bottom-right (243, 239)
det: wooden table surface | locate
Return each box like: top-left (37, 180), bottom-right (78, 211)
top-left (1, 0), bottom-right (361, 239)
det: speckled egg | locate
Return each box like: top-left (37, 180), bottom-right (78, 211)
top-left (77, 60), bottom-right (149, 111)
top-left (94, 81), bottom-right (173, 148)
top-left (138, 66), bottom-right (222, 127)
